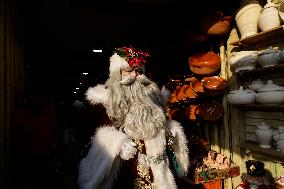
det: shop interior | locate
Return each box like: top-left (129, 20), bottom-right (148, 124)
top-left (1, 0), bottom-right (284, 188)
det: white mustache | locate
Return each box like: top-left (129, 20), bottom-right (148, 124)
top-left (120, 74), bottom-right (152, 85)
top-left (120, 75), bottom-right (135, 85)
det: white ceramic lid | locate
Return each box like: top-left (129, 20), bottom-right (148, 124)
top-left (257, 80), bottom-right (284, 92)
top-left (259, 46), bottom-right (280, 56)
top-left (263, 2), bottom-right (277, 9)
top-left (251, 79), bottom-right (264, 84)
top-left (229, 86), bottom-right (255, 94)
top-left (257, 122), bottom-right (270, 129)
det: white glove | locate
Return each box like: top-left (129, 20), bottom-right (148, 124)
top-left (119, 139), bottom-right (137, 160)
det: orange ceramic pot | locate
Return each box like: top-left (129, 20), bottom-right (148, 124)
top-left (201, 12), bottom-right (233, 35)
top-left (189, 51), bottom-right (221, 75)
top-left (201, 76), bottom-right (227, 96)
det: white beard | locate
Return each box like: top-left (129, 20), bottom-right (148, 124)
top-left (106, 73), bottom-right (166, 140)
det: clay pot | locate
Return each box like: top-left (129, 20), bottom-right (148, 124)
top-left (200, 11), bottom-right (233, 35)
top-left (195, 102), bottom-right (224, 121)
top-left (185, 104), bottom-right (198, 120)
top-left (201, 76), bottom-right (227, 96)
top-left (190, 77), bottom-right (204, 93)
top-left (189, 51), bottom-right (221, 75)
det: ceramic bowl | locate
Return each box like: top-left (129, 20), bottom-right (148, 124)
top-left (258, 46), bottom-right (280, 67)
top-left (189, 51), bottom-right (221, 75)
top-left (227, 86), bottom-right (256, 104)
top-left (201, 76), bottom-right (227, 96)
top-left (255, 80), bottom-right (284, 104)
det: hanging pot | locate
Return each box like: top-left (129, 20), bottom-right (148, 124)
top-left (200, 11), bottom-right (233, 35)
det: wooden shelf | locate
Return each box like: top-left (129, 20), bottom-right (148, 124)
top-left (236, 104), bottom-right (284, 111)
top-left (230, 25), bottom-right (284, 49)
top-left (236, 64), bottom-right (284, 79)
top-left (240, 141), bottom-right (284, 161)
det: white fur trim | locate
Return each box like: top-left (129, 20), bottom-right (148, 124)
top-left (85, 85), bottom-right (110, 105)
top-left (168, 119), bottom-right (189, 177)
top-left (109, 53), bottom-right (129, 75)
top-left (161, 86), bottom-right (171, 105)
top-left (78, 126), bottom-right (129, 189)
top-left (144, 129), bottom-right (177, 189)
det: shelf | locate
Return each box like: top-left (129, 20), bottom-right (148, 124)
top-left (230, 25), bottom-right (284, 48)
top-left (236, 64), bottom-right (284, 79)
top-left (236, 104), bottom-right (284, 111)
top-left (240, 141), bottom-right (284, 161)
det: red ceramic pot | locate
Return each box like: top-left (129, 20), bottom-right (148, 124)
top-left (189, 51), bottom-right (221, 75)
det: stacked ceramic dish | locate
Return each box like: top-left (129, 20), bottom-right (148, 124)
top-left (227, 86), bottom-right (256, 104)
top-left (229, 51), bottom-right (258, 73)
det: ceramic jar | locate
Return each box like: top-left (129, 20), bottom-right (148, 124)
top-left (188, 51), bottom-right (221, 75)
top-left (230, 51), bottom-right (258, 73)
top-left (255, 80), bottom-right (284, 104)
top-left (227, 86), bottom-right (256, 105)
top-left (258, 2), bottom-right (281, 32)
top-left (235, 0), bottom-right (262, 38)
top-left (255, 122), bottom-right (273, 148)
top-left (248, 79), bottom-right (265, 91)
top-left (258, 46), bottom-right (281, 67)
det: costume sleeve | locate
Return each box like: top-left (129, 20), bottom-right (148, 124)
top-left (78, 126), bottom-right (129, 189)
top-left (168, 119), bottom-right (189, 177)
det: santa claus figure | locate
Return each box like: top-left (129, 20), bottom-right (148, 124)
top-left (78, 47), bottom-right (189, 189)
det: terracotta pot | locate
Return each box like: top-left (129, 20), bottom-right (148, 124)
top-left (201, 12), bottom-right (233, 35)
top-left (189, 51), bottom-right (221, 75)
top-left (190, 77), bottom-right (204, 93)
top-left (201, 76), bottom-right (227, 96)
top-left (195, 102), bottom-right (224, 121)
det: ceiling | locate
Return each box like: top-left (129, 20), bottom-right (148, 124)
top-left (21, 0), bottom-right (240, 99)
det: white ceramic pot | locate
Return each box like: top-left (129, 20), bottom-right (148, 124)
top-left (255, 80), bottom-right (284, 104)
top-left (278, 0), bottom-right (284, 22)
top-left (227, 86), bottom-right (256, 104)
top-left (230, 51), bottom-right (258, 73)
top-left (255, 122), bottom-right (273, 148)
top-left (248, 79), bottom-right (265, 91)
top-left (258, 46), bottom-right (281, 67)
top-left (258, 2), bottom-right (281, 32)
top-left (236, 2), bottom-right (262, 38)
top-left (277, 138), bottom-right (284, 153)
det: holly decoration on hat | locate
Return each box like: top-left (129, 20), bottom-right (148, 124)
top-left (115, 47), bottom-right (149, 68)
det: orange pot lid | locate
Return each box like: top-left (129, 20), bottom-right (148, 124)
top-left (189, 51), bottom-right (221, 67)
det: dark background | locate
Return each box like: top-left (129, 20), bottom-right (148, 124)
top-left (21, 0), bottom-right (240, 101)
